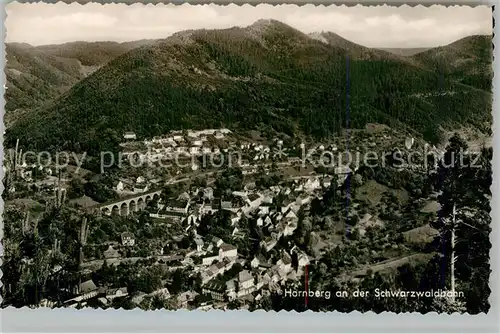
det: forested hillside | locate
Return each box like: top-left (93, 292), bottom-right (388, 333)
top-left (6, 20), bottom-right (492, 155)
top-left (5, 40), bottom-right (155, 113)
top-left (413, 35), bottom-right (492, 91)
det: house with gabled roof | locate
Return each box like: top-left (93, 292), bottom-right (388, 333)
top-left (151, 208), bottom-right (185, 221)
top-left (114, 180), bottom-right (126, 193)
top-left (260, 237), bottom-right (277, 252)
top-left (204, 241), bottom-right (213, 251)
top-left (284, 208), bottom-right (297, 220)
top-left (260, 272), bottom-right (272, 285)
top-left (264, 215), bottom-right (273, 226)
top-left (237, 270), bottom-right (255, 297)
top-left (203, 187), bottom-right (214, 201)
top-left (270, 269), bottom-right (281, 284)
top-left (133, 183), bottom-right (149, 194)
top-left (251, 256), bottom-right (260, 268)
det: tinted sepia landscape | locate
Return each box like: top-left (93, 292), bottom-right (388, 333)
top-left (2, 4), bottom-right (493, 313)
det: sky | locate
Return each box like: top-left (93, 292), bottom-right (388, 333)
top-left (6, 3), bottom-right (493, 48)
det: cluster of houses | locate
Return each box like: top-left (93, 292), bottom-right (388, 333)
top-left (119, 127), bottom-right (389, 185)
top-left (15, 163), bottom-right (53, 182)
top-left (148, 170), bottom-right (337, 225)
top-left (196, 235), bottom-right (311, 305)
top-left (59, 280), bottom-right (129, 308)
top-left (114, 176), bottom-right (154, 195)
top-left (61, 128), bottom-right (396, 308)
top-left (121, 128), bottom-right (309, 172)
top-left (122, 129), bottom-right (232, 167)
top-left (139, 173), bottom-right (339, 306)
top-left (190, 234), bottom-right (311, 305)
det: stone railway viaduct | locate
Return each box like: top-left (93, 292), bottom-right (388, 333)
top-left (96, 189), bottom-right (162, 216)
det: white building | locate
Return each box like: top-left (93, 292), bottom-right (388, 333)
top-left (251, 257), bottom-right (260, 268)
top-left (123, 132), bottom-right (137, 140)
top-left (121, 232), bottom-right (135, 246)
top-left (237, 270), bottom-right (255, 297)
top-left (218, 244), bottom-right (237, 261)
top-left (202, 255), bottom-right (219, 266)
top-left (304, 178), bottom-right (321, 192)
top-left (298, 253), bottom-right (310, 267)
top-left (115, 181), bottom-right (125, 192)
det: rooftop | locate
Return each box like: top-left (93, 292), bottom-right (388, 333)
top-left (238, 270), bottom-right (253, 283)
top-left (121, 231), bottom-right (135, 238)
top-left (79, 280), bottom-right (97, 294)
top-left (165, 199), bottom-right (189, 208)
top-left (204, 281), bottom-right (225, 292)
top-left (219, 243), bottom-right (237, 252)
top-left (221, 201), bottom-right (233, 210)
top-left (248, 193), bottom-right (260, 202)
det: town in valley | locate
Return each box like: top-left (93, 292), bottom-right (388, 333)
top-left (2, 3), bottom-right (493, 314)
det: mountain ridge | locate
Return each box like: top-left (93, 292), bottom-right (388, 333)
top-left (5, 40), bottom-right (157, 114)
top-left (5, 20), bottom-right (492, 154)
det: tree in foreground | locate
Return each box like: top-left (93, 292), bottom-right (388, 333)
top-left (432, 133), bottom-right (491, 313)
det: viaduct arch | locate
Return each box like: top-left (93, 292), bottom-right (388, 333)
top-left (98, 189), bottom-right (162, 216)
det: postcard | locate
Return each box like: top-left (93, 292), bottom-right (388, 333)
top-left (2, 2), bottom-right (493, 314)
